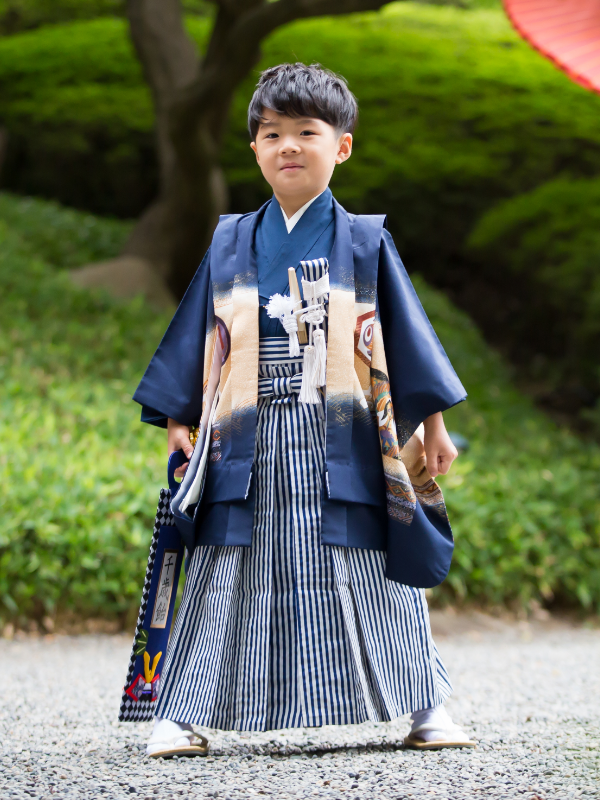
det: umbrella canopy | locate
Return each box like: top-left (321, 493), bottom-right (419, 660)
top-left (504, 0), bottom-right (600, 93)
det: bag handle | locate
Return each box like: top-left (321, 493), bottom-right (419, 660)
top-left (167, 450), bottom-right (188, 495)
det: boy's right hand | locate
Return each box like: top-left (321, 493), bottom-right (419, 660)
top-left (167, 418), bottom-right (194, 478)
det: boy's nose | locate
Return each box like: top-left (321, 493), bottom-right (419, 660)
top-left (278, 139), bottom-right (300, 155)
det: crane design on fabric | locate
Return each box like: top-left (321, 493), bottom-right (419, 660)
top-left (265, 258), bottom-right (329, 404)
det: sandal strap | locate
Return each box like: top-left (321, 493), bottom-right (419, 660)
top-left (187, 730), bottom-right (209, 748)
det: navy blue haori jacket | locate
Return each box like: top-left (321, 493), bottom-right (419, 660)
top-left (133, 188), bottom-right (467, 588)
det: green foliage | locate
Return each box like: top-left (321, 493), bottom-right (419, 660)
top-left (467, 177), bottom-right (600, 424)
top-left (0, 192), bottom-right (130, 268)
top-left (425, 274), bottom-right (600, 610)
top-left (0, 18), bottom-right (156, 215)
top-left (0, 195), bottom-right (168, 625)
top-left (0, 0), bottom-right (124, 34)
top-left (0, 0), bottom-right (210, 33)
top-left (0, 192), bottom-right (599, 623)
top-left (1, 6), bottom-right (599, 223)
top-left (468, 177), bottom-right (600, 347)
top-left (223, 5), bottom-right (600, 233)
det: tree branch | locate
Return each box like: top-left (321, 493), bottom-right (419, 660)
top-left (127, 0), bottom-right (200, 108)
top-left (230, 0), bottom-right (392, 67)
top-left (178, 0), bottom-right (390, 117)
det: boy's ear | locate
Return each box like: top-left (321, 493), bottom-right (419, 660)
top-left (335, 132), bottom-right (353, 165)
top-left (250, 141), bottom-right (259, 163)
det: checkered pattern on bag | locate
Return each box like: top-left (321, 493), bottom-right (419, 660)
top-left (118, 488), bottom-right (174, 722)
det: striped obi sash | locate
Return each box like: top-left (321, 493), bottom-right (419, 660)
top-left (257, 337), bottom-right (305, 405)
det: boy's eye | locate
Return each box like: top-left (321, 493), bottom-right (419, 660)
top-left (300, 130), bottom-right (316, 136)
top-left (264, 133), bottom-right (279, 139)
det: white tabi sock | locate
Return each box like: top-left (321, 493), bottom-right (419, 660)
top-left (146, 716), bottom-right (193, 755)
top-left (410, 704), bottom-right (470, 743)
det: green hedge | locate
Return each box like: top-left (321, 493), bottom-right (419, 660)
top-left (467, 177), bottom-right (600, 420)
top-left (0, 1), bottom-right (210, 34)
top-left (0, 0), bottom-right (124, 34)
top-left (427, 279), bottom-right (600, 609)
top-left (0, 194), bottom-right (159, 624)
top-left (1, 191), bottom-right (599, 625)
top-left (1, 5), bottom-right (599, 424)
top-left (0, 191), bottom-right (130, 267)
top-left (0, 18), bottom-right (157, 216)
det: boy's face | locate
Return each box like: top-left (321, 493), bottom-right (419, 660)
top-left (250, 109), bottom-right (352, 207)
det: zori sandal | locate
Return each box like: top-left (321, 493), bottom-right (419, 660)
top-left (146, 730), bottom-right (209, 758)
top-left (404, 721), bottom-right (477, 750)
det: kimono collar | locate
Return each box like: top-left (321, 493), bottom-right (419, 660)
top-left (280, 191), bottom-right (324, 232)
top-left (258, 188), bottom-right (335, 279)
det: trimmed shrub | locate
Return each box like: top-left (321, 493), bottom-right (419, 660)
top-left (0, 191), bottom-right (130, 267)
top-left (0, 0), bottom-right (210, 34)
top-left (0, 0), bottom-right (124, 34)
top-left (0, 18), bottom-right (157, 216)
top-left (466, 177), bottom-right (600, 421)
top-left (1, 7), bottom-right (599, 226)
top-left (425, 273), bottom-right (600, 610)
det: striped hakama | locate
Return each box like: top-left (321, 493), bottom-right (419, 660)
top-left (156, 338), bottom-right (452, 731)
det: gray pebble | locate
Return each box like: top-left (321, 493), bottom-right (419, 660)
top-left (0, 624), bottom-right (598, 799)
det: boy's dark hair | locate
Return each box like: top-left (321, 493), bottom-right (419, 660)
top-left (247, 62), bottom-right (358, 140)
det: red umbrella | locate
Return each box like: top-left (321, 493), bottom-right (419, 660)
top-left (503, 0), bottom-right (600, 93)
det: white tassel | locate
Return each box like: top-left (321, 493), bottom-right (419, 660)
top-left (299, 345), bottom-right (320, 404)
top-left (282, 316), bottom-right (300, 358)
top-left (312, 328), bottom-right (326, 387)
top-left (265, 293), bottom-right (299, 358)
top-left (299, 274), bottom-right (329, 403)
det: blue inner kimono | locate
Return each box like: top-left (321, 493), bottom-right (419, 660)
top-left (257, 188), bottom-right (335, 337)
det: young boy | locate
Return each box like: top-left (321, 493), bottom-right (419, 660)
top-left (134, 62), bottom-right (474, 755)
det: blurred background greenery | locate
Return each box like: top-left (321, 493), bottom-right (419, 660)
top-left (0, 0), bottom-right (599, 629)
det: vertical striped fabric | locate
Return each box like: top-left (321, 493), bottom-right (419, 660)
top-left (300, 257), bottom-right (329, 284)
top-left (155, 339), bottom-right (452, 730)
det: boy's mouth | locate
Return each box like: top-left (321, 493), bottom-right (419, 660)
top-left (281, 163), bottom-right (303, 171)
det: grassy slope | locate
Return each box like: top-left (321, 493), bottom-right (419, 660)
top-left (0, 196), bottom-right (164, 622)
top-left (0, 193), bottom-right (598, 624)
top-left (424, 278), bottom-right (600, 608)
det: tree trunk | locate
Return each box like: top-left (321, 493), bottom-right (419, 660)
top-left (121, 162), bottom-right (229, 300)
top-left (123, 0), bottom-right (394, 299)
top-left (122, 0), bottom-right (234, 298)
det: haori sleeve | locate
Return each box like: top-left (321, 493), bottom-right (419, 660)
top-left (377, 229), bottom-right (466, 440)
top-left (133, 248), bottom-right (213, 428)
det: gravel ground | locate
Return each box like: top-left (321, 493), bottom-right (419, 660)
top-left (1, 611), bottom-right (599, 800)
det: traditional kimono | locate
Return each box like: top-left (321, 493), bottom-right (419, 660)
top-left (134, 188), bottom-right (466, 730)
